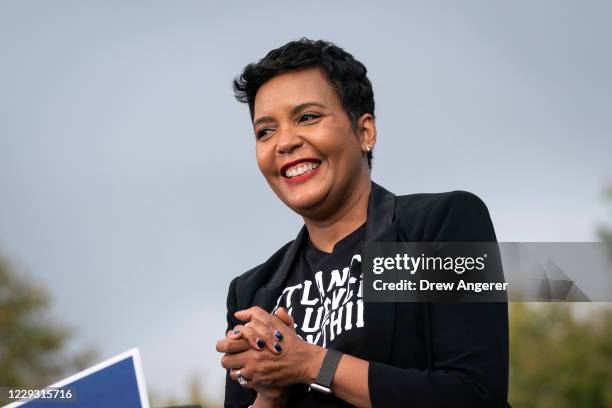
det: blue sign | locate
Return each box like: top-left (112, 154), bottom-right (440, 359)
top-left (4, 349), bottom-right (150, 408)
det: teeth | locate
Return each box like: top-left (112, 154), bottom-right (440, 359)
top-left (285, 161), bottom-right (320, 178)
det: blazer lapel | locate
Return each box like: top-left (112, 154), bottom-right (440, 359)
top-left (252, 226), bottom-right (308, 310)
top-left (254, 181), bottom-right (399, 365)
top-left (363, 182), bottom-right (399, 364)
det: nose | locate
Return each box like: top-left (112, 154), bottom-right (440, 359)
top-left (276, 128), bottom-right (304, 155)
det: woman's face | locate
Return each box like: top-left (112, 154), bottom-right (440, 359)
top-left (252, 67), bottom-right (372, 218)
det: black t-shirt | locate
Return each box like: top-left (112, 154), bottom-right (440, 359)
top-left (272, 222), bottom-right (366, 407)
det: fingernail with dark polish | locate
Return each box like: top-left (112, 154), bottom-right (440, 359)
top-left (232, 330), bottom-right (240, 335)
top-left (274, 330), bottom-right (283, 341)
top-left (274, 342), bottom-right (282, 353)
top-left (256, 338), bottom-right (265, 349)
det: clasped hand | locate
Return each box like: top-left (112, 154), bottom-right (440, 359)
top-left (216, 306), bottom-right (324, 393)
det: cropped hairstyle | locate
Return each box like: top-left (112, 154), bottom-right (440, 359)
top-left (233, 38), bottom-right (375, 168)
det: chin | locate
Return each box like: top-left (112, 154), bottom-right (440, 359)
top-left (282, 185), bottom-right (331, 213)
top-left (285, 194), bottom-right (323, 212)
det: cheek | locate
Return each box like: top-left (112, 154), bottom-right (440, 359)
top-left (322, 131), bottom-right (361, 169)
top-left (312, 125), bottom-right (349, 156)
top-left (255, 146), bottom-right (274, 176)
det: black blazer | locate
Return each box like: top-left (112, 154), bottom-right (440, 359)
top-left (224, 182), bottom-right (509, 407)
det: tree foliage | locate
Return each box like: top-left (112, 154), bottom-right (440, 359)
top-left (598, 183), bottom-right (612, 244)
top-left (508, 182), bottom-right (612, 407)
top-left (0, 254), bottom-right (95, 400)
top-left (148, 375), bottom-right (218, 408)
top-left (509, 302), bottom-right (612, 407)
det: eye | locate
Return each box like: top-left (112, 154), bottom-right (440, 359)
top-left (298, 112), bottom-right (321, 123)
top-left (256, 128), bottom-right (273, 139)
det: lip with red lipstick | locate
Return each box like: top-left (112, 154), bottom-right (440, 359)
top-left (280, 158), bottom-right (322, 184)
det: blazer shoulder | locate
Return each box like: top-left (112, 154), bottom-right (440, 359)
top-left (394, 190), bottom-right (494, 242)
top-left (397, 189), bottom-right (486, 209)
top-left (226, 239), bottom-right (295, 310)
top-left (235, 239), bottom-right (293, 282)
top-left (396, 189), bottom-right (488, 219)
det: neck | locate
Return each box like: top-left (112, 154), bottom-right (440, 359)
top-left (304, 177), bottom-right (371, 253)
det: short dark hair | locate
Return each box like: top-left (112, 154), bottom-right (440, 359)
top-left (233, 38), bottom-right (375, 168)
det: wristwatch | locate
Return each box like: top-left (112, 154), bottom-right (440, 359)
top-left (308, 348), bottom-right (344, 394)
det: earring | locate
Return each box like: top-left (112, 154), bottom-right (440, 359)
top-left (365, 145), bottom-right (371, 152)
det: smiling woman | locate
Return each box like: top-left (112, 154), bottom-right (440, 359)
top-left (215, 38), bottom-right (510, 408)
top-left (251, 67), bottom-right (374, 229)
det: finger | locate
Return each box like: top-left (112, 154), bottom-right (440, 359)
top-left (235, 307), bottom-right (285, 353)
top-left (230, 368), bottom-right (256, 389)
top-left (221, 352), bottom-right (247, 370)
top-left (239, 319), bottom-right (282, 354)
top-left (229, 367), bottom-right (252, 381)
top-left (216, 338), bottom-right (227, 353)
top-left (227, 327), bottom-right (243, 339)
top-left (234, 305), bottom-right (268, 323)
top-left (216, 337), bottom-right (250, 354)
top-left (234, 306), bottom-right (259, 322)
top-left (274, 307), bottom-right (295, 328)
top-left (249, 313), bottom-right (287, 348)
top-left (274, 308), bottom-right (296, 337)
top-left (269, 310), bottom-right (289, 341)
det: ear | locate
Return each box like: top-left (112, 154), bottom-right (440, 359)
top-left (357, 113), bottom-right (377, 153)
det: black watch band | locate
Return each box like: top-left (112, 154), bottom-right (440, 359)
top-left (309, 348), bottom-right (343, 394)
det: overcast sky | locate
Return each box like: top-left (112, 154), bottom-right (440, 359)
top-left (1, 0), bottom-right (611, 404)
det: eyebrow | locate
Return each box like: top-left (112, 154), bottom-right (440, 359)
top-left (253, 102), bottom-right (328, 128)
